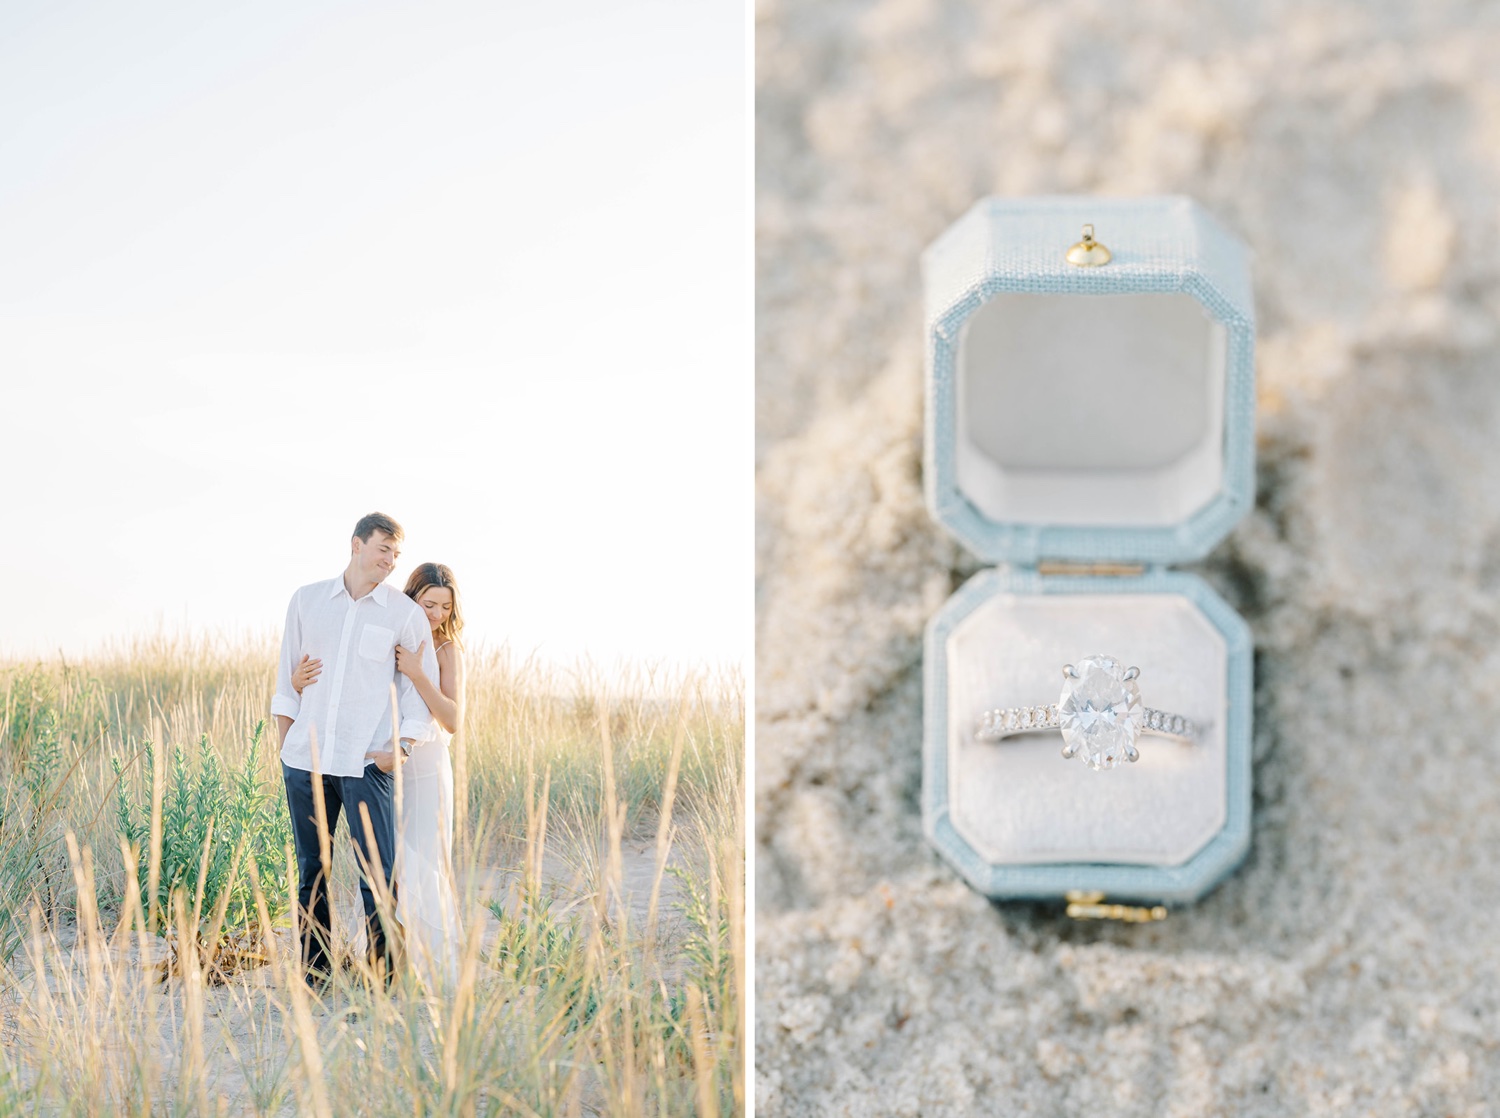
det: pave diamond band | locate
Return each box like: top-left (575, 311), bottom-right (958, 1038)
top-left (976, 704), bottom-right (1063, 736)
top-left (976, 704), bottom-right (1197, 742)
top-left (973, 654), bottom-right (1200, 771)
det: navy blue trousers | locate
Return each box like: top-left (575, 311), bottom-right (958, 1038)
top-left (282, 761), bottom-right (398, 980)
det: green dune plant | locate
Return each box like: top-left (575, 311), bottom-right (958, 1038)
top-left (110, 721), bottom-right (293, 978)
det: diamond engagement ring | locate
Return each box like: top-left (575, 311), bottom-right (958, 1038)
top-left (974, 654), bottom-right (1200, 771)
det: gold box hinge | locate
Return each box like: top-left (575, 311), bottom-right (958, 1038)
top-left (1065, 891), bottom-right (1167, 923)
top-left (1038, 562), bottom-right (1147, 578)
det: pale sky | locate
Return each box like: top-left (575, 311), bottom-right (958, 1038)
top-left (0, 0), bottom-right (748, 672)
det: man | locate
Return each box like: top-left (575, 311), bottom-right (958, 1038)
top-left (272, 511), bottom-right (439, 988)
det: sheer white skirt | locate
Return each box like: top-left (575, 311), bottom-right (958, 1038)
top-left (395, 732), bottom-right (462, 988)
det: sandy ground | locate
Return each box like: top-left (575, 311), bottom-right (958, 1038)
top-left (755, 2), bottom-right (1500, 1114)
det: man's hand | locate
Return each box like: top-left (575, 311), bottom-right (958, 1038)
top-left (366, 741), bottom-right (414, 774)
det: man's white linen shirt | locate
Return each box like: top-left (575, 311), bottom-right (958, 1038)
top-left (272, 577), bottom-right (440, 778)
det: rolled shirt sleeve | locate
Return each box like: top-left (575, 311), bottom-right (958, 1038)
top-left (395, 607), bottom-right (439, 745)
top-left (271, 589), bottom-right (303, 720)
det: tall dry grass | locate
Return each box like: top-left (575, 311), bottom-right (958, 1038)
top-left (0, 634), bottom-right (744, 1115)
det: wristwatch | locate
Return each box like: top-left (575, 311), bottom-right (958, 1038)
top-left (399, 740), bottom-right (413, 758)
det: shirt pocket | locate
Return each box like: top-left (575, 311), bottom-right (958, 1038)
top-left (358, 623), bottom-right (396, 662)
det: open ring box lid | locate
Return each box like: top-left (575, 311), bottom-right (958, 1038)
top-left (921, 196), bottom-right (1255, 906)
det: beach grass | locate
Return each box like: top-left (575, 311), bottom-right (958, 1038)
top-left (0, 635), bottom-right (744, 1115)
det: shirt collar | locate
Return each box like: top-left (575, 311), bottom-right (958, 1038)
top-left (331, 577), bottom-right (392, 606)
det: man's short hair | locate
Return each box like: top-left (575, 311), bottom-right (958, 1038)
top-left (352, 512), bottom-right (404, 543)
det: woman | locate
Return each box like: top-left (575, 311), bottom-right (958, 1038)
top-left (291, 562), bottom-right (466, 987)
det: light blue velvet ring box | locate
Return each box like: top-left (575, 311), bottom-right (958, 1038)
top-left (921, 196), bottom-right (1255, 906)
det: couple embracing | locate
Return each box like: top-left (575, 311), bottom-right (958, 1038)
top-left (271, 511), bottom-right (466, 991)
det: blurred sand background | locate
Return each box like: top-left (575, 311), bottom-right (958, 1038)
top-left (755, 2), bottom-right (1500, 1113)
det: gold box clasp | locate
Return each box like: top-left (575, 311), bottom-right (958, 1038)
top-left (1066, 223), bottom-right (1112, 267)
top-left (1037, 561), bottom-right (1147, 577)
top-left (1065, 891), bottom-right (1168, 923)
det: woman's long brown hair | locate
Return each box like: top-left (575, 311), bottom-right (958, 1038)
top-left (403, 562), bottom-right (465, 648)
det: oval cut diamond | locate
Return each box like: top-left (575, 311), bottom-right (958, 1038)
top-left (1058, 655), bottom-right (1143, 770)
